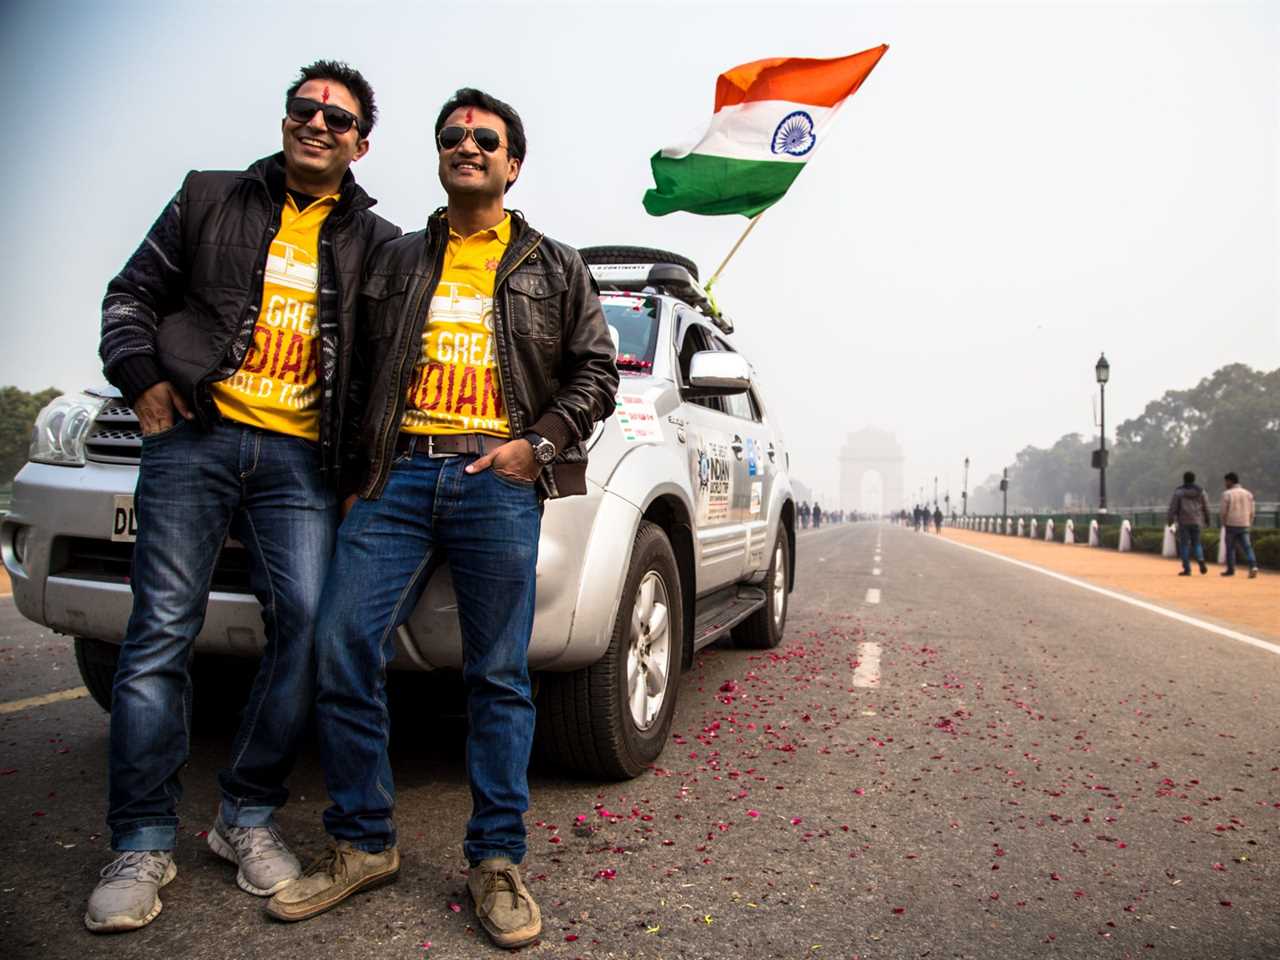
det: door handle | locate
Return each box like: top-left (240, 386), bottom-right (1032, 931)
top-left (731, 435), bottom-right (744, 459)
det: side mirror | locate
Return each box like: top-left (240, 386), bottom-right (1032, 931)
top-left (687, 350), bottom-right (750, 396)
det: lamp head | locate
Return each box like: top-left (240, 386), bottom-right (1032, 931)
top-left (1095, 353), bottom-right (1110, 384)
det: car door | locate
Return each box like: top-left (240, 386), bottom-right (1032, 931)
top-left (676, 312), bottom-right (748, 592)
top-left (715, 337), bottom-right (773, 574)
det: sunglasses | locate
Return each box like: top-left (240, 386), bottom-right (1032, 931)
top-left (437, 125), bottom-right (505, 154)
top-left (286, 96), bottom-right (363, 135)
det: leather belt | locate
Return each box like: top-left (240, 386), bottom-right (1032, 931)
top-left (394, 432), bottom-right (508, 459)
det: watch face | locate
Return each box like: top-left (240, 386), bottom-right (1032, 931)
top-left (535, 440), bottom-right (556, 464)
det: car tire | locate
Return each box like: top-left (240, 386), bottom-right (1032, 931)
top-left (535, 520), bottom-right (683, 780)
top-left (732, 527), bottom-right (789, 650)
top-left (578, 245), bottom-right (701, 282)
top-left (74, 637), bottom-right (118, 711)
top-left (73, 637), bottom-right (252, 732)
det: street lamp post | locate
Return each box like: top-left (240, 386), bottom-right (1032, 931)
top-left (933, 476), bottom-right (938, 508)
top-left (962, 456), bottom-right (969, 516)
top-left (1095, 353), bottom-right (1110, 513)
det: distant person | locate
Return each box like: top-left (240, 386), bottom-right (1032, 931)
top-left (933, 506), bottom-right (943, 533)
top-left (800, 501), bottom-right (811, 529)
top-left (1219, 472), bottom-right (1258, 578)
top-left (1167, 471), bottom-right (1210, 576)
top-left (87, 62), bottom-right (398, 933)
top-left (812, 503), bottom-right (823, 528)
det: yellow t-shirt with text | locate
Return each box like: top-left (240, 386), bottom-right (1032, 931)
top-left (211, 193), bottom-right (337, 439)
top-left (401, 214), bottom-right (511, 438)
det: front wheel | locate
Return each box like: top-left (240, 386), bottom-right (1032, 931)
top-left (535, 521), bottom-right (684, 779)
top-left (732, 527), bottom-right (790, 649)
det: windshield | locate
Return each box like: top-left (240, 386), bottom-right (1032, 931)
top-left (603, 296), bottom-right (660, 374)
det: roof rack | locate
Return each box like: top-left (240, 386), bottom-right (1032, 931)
top-left (589, 263), bottom-right (734, 335)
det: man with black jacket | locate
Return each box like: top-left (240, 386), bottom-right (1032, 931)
top-left (1167, 470), bottom-right (1211, 576)
top-left (87, 61), bottom-right (398, 933)
top-left (265, 88), bottom-right (618, 949)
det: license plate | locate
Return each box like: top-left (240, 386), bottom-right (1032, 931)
top-left (112, 495), bottom-right (138, 543)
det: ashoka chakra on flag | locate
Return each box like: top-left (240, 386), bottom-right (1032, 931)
top-left (643, 45), bottom-right (888, 218)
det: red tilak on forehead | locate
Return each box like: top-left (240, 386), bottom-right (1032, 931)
top-left (464, 107), bottom-right (474, 124)
top-left (322, 85), bottom-right (330, 103)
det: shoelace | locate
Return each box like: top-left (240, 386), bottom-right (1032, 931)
top-left (302, 845), bottom-right (348, 882)
top-left (224, 824), bottom-right (287, 865)
top-left (100, 851), bottom-right (167, 885)
top-left (481, 866), bottom-right (525, 914)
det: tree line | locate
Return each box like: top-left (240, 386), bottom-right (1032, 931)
top-left (969, 363), bottom-right (1278, 513)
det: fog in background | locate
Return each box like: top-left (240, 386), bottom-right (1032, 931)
top-left (1, 0), bottom-right (1276, 508)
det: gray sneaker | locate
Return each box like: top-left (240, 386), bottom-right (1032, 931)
top-left (208, 816), bottom-right (301, 896)
top-left (84, 850), bottom-right (177, 933)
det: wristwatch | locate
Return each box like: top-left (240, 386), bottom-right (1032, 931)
top-left (523, 431), bottom-right (556, 465)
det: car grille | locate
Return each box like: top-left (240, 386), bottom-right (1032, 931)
top-left (86, 404), bottom-right (143, 464)
top-left (50, 536), bottom-right (252, 593)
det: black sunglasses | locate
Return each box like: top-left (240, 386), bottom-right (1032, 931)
top-left (286, 96), bottom-right (363, 135)
top-left (437, 125), bottom-right (505, 154)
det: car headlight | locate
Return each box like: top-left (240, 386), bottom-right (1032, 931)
top-left (28, 393), bottom-right (107, 466)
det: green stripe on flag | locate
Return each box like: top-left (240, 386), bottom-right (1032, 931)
top-left (642, 152), bottom-right (804, 218)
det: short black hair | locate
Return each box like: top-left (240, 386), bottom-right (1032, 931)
top-left (435, 87), bottom-right (527, 164)
top-left (1183, 471), bottom-right (1196, 485)
top-left (1224, 471), bottom-right (1239, 484)
top-left (286, 60), bottom-right (377, 136)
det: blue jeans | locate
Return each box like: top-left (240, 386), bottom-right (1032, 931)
top-left (1224, 526), bottom-right (1257, 573)
top-left (108, 418), bottom-right (336, 851)
top-left (313, 451), bottom-right (541, 864)
top-left (1177, 523), bottom-right (1204, 572)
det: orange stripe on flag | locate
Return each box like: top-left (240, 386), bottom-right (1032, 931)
top-left (714, 45), bottom-right (889, 112)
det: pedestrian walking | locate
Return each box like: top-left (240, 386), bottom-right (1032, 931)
top-left (85, 62), bottom-right (398, 935)
top-left (1167, 471), bottom-right (1210, 576)
top-left (933, 506), bottom-right (943, 533)
top-left (266, 87), bottom-right (617, 949)
top-left (1219, 472), bottom-right (1259, 578)
top-left (812, 502), bottom-right (823, 528)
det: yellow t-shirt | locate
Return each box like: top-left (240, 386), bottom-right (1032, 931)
top-left (401, 214), bottom-right (511, 438)
top-left (211, 193), bottom-right (337, 440)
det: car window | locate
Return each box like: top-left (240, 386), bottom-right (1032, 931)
top-left (677, 317), bottom-right (726, 413)
top-left (602, 296), bottom-right (660, 374)
top-left (723, 386), bottom-right (756, 422)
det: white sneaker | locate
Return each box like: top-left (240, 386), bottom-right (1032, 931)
top-left (85, 850), bottom-right (177, 933)
top-left (207, 816), bottom-right (301, 896)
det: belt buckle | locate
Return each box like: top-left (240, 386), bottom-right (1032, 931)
top-left (426, 435), bottom-right (450, 459)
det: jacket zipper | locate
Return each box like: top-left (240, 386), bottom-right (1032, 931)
top-left (493, 234), bottom-right (543, 439)
top-left (367, 222), bottom-right (445, 498)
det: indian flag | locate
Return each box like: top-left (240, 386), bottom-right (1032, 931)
top-left (643, 45), bottom-right (889, 218)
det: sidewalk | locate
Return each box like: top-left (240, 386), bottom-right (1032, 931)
top-left (940, 527), bottom-right (1278, 643)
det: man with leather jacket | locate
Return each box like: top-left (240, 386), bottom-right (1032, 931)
top-left (87, 61), bottom-right (398, 933)
top-left (265, 89), bottom-right (617, 948)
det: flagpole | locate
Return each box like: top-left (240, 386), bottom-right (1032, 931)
top-left (706, 211), bottom-right (765, 289)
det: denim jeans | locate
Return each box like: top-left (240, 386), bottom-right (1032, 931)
top-left (1176, 523), bottom-right (1204, 572)
top-left (108, 418), bottom-right (336, 851)
top-left (313, 452), bottom-right (541, 864)
top-left (1224, 526), bottom-right (1257, 573)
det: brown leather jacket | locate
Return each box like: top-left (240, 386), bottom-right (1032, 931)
top-left (346, 209), bottom-right (618, 500)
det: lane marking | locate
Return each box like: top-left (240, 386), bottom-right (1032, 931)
top-left (0, 686), bottom-right (90, 715)
top-left (872, 567), bottom-right (881, 576)
top-left (937, 537), bottom-right (1280, 657)
top-left (853, 642), bottom-right (881, 687)
top-left (865, 588), bottom-right (881, 604)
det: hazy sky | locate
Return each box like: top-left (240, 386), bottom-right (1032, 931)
top-left (2, 0), bottom-right (1276, 508)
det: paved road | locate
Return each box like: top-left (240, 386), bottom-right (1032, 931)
top-left (1, 523), bottom-right (1276, 959)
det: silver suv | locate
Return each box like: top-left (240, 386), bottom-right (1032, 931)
top-left (2, 245), bottom-right (796, 779)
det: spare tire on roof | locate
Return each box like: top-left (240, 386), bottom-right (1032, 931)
top-left (578, 245), bottom-right (700, 282)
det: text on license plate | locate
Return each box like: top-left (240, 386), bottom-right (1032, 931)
top-left (112, 495), bottom-right (138, 543)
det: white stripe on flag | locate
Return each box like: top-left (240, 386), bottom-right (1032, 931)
top-left (659, 100), bottom-right (837, 163)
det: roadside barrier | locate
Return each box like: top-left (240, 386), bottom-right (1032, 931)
top-left (1017, 518), bottom-right (1025, 537)
top-left (1089, 519), bottom-right (1100, 547)
top-left (1119, 520), bottom-right (1133, 553)
top-left (1162, 525), bottom-right (1177, 558)
top-left (1064, 518), bottom-right (1075, 544)
top-left (1218, 535), bottom-right (1227, 565)
top-left (1045, 518), bottom-right (1054, 541)
top-left (1029, 518), bottom-right (1038, 539)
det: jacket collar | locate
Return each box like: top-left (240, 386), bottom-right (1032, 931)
top-left (427, 207), bottom-right (542, 264)
top-left (240, 153), bottom-right (377, 220)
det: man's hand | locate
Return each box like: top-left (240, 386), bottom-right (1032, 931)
top-left (134, 381), bottom-right (193, 435)
top-left (465, 439), bottom-right (539, 483)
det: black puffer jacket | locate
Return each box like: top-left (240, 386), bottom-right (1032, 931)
top-left (99, 153), bottom-right (400, 481)
top-left (351, 209), bottom-right (618, 500)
